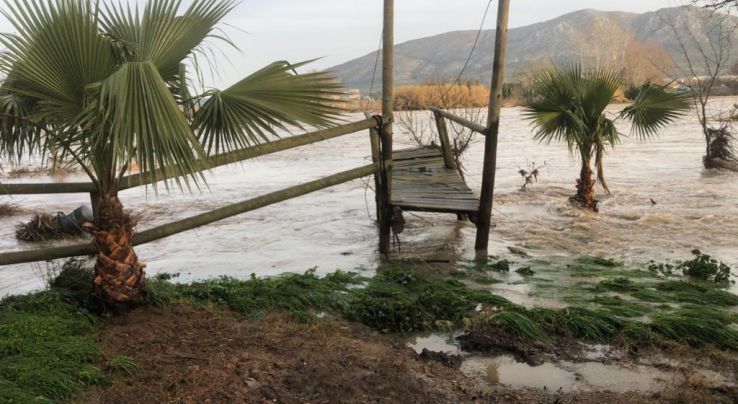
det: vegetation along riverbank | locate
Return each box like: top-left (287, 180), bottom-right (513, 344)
top-left (2, 253), bottom-right (736, 403)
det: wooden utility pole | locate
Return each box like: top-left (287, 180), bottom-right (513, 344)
top-left (475, 0), bottom-right (510, 255)
top-left (378, 0), bottom-right (394, 254)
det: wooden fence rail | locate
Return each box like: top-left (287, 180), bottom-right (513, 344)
top-left (0, 164), bottom-right (375, 266)
top-left (0, 117), bottom-right (383, 195)
top-left (429, 107), bottom-right (487, 135)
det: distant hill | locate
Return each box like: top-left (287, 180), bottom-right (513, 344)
top-left (329, 6), bottom-right (738, 90)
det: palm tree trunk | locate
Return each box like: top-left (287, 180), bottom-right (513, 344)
top-left (91, 194), bottom-right (146, 309)
top-left (572, 163), bottom-right (598, 212)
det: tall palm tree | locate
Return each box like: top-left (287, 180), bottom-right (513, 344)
top-left (0, 0), bottom-right (343, 308)
top-left (524, 64), bottom-right (690, 211)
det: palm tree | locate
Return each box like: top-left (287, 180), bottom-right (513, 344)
top-left (524, 64), bottom-right (690, 211)
top-left (0, 0), bottom-right (343, 308)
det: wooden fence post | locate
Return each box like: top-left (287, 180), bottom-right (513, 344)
top-left (378, 0), bottom-right (394, 255)
top-left (433, 110), bottom-right (456, 169)
top-left (475, 0), bottom-right (510, 256)
top-left (366, 112), bottom-right (382, 221)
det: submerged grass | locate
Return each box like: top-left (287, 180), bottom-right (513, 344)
top-left (591, 295), bottom-right (650, 318)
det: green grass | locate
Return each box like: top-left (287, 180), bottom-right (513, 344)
top-left (591, 295), bottom-right (650, 318)
top-left (0, 290), bottom-right (105, 402)
top-left (595, 277), bottom-right (641, 292)
top-left (351, 272), bottom-right (513, 332)
top-left (2, 255), bottom-right (737, 401)
top-left (470, 276), bottom-right (504, 285)
top-left (649, 307), bottom-right (738, 349)
top-left (161, 264), bottom-right (513, 333)
top-left (106, 355), bottom-right (140, 376)
top-left (162, 258), bottom-right (737, 348)
top-left (472, 311), bottom-right (546, 343)
top-left (631, 288), bottom-right (671, 303)
top-left (577, 256), bottom-right (624, 267)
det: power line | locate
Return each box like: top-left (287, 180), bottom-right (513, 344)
top-left (368, 32), bottom-right (383, 101)
top-left (440, 0), bottom-right (494, 101)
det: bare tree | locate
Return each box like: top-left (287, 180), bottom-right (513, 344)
top-left (663, 12), bottom-right (737, 169)
top-left (573, 23), bottom-right (675, 91)
top-left (622, 40), bottom-right (675, 88)
top-left (693, 0), bottom-right (738, 13)
top-left (395, 79), bottom-right (483, 180)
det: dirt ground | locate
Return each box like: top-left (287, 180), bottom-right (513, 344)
top-left (85, 305), bottom-right (737, 403)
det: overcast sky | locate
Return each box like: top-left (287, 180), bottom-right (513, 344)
top-left (0, 0), bottom-right (686, 88)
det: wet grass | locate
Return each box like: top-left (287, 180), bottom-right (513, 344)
top-left (591, 295), bottom-right (650, 318)
top-left (162, 263), bottom-right (513, 332)
top-left (471, 311), bottom-right (546, 343)
top-left (577, 256), bottom-right (624, 267)
top-left (650, 308), bottom-right (738, 349)
top-left (0, 289), bottom-right (105, 402)
top-left (3, 254), bottom-right (738, 400)
top-left (106, 355), bottom-right (140, 376)
top-left (157, 258), bottom-right (738, 350)
top-left (0, 203), bottom-right (22, 217)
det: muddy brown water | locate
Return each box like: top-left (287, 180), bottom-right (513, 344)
top-left (2, 99), bottom-right (738, 296)
top-left (409, 332), bottom-right (736, 394)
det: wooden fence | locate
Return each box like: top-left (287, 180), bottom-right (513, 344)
top-left (0, 0), bottom-right (510, 265)
top-left (0, 117), bottom-right (387, 266)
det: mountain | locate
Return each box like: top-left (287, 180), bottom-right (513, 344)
top-left (329, 6), bottom-right (738, 90)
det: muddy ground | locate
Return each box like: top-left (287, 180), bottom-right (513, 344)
top-left (83, 304), bottom-right (738, 403)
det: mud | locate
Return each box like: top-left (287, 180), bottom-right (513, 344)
top-left (87, 305), bottom-right (486, 404)
top-left (86, 305), bottom-right (738, 403)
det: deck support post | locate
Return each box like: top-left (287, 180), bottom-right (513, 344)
top-left (475, 0), bottom-right (510, 256)
top-left (378, 0), bottom-right (394, 255)
top-left (433, 111), bottom-right (456, 169)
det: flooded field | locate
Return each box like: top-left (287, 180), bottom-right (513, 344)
top-left (2, 99), bottom-right (738, 297)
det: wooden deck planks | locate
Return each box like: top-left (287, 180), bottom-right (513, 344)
top-left (391, 146), bottom-right (479, 214)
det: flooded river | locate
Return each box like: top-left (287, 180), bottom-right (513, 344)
top-left (2, 99), bottom-right (737, 297)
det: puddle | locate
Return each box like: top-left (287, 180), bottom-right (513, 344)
top-left (461, 355), bottom-right (673, 393)
top-left (408, 333), bottom-right (461, 355)
top-left (462, 356), bottom-right (576, 391)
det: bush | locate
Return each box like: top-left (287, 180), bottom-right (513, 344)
top-left (678, 249), bottom-right (733, 284)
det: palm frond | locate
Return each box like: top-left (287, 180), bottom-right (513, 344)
top-left (97, 61), bottom-right (206, 191)
top-left (0, 85), bottom-right (43, 162)
top-left (0, 0), bottom-right (116, 124)
top-left (596, 118), bottom-right (620, 195)
top-left (524, 65), bottom-right (584, 150)
top-left (619, 84), bottom-right (691, 139)
top-left (581, 69), bottom-right (620, 123)
top-left (100, 0), bottom-right (237, 80)
top-left (192, 60), bottom-right (344, 155)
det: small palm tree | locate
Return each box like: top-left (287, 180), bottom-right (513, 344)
top-left (0, 0), bottom-right (343, 308)
top-left (524, 64), bottom-right (690, 211)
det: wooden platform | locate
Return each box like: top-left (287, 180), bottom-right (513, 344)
top-left (391, 146), bottom-right (479, 214)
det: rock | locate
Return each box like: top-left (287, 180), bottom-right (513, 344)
top-left (246, 377), bottom-right (260, 389)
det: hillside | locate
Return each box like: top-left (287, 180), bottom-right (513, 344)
top-left (329, 6), bottom-right (738, 90)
